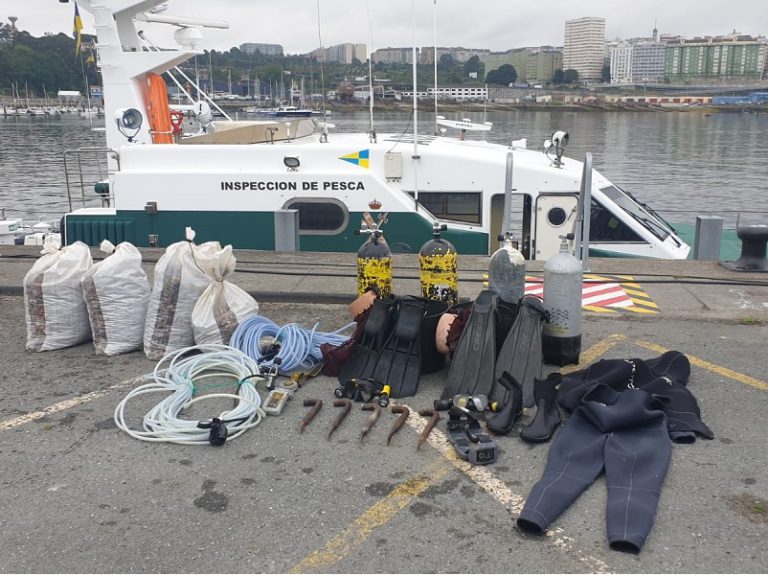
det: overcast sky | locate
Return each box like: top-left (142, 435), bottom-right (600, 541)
top-left (9, 0), bottom-right (768, 54)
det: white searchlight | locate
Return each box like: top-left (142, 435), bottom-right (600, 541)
top-left (115, 107), bottom-right (143, 142)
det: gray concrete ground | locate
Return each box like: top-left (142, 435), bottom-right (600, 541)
top-left (1, 245), bottom-right (767, 573)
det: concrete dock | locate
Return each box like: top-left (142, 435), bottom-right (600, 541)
top-left (0, 244), bottom-right (767, 573)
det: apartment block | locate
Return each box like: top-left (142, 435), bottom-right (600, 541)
top-left (480, 49), bottom-right (530, 82)
top-left (526, 47), bottom-right (563, 84)
top-left (564, 17), bottom-right (606, 83)
top-left (420, 47), bottom-right (490, 64)
top-left (312, 43), bottom-right (368, 64)
top-left (239, 43), bottom-right (284, 57)
top-left (664, 33), bottom-right (767, 81)
top-left (610, 37), bottom-right (665, 84)
top-left (372, 47), bottom-right (416, 65)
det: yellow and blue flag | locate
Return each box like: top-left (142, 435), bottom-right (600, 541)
top-left (339, 149), bottom-right (369, 169)
top-left (73, 3), bottom-right (83, 56)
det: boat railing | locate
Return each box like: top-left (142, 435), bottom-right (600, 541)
top-left (655, 208), bottom-right (768, 231)
top-left (63, 147), bottom-right (119, 211)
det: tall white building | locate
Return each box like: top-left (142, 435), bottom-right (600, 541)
top-left (609, 29), bottom-right (666, 85)
top-left (563, 17), bottom-right (606, 83)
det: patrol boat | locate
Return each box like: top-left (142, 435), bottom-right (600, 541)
top-left (60, 0), bottom-right (690, 260)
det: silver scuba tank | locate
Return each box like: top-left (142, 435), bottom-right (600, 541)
top-left (542, 235), bottom-right (582, 366)
top-left (488, 232), bottom-right (526, 304)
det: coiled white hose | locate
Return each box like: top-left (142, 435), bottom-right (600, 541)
top-left (230, 315), bottom-right (355, 374)
top-left (114, 344), bottom-right (266, 445)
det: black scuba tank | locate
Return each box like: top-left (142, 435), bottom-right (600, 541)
top-left (419, 222), bottom-right (458, 307)
top-left (356, 229), bottom-right (392, 298)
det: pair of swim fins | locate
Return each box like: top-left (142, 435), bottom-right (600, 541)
top-left (340, 296), bottom-right (447, 399)
top-left (442, 291), bottom-right (546, 410)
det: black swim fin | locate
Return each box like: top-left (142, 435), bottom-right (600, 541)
top-left (339, 296), bottom-right (397, 384)
top-left (495, 295), bottom-right (546, 408)
top-left (371, 297), bottom-right (446, 398)
top-left (441, 290), bottom-right (498, 400)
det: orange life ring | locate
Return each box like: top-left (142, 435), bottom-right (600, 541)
top-left (146, 73), bottom-right (173, 144)
top-left (169, 110), bottom-right (184, 135)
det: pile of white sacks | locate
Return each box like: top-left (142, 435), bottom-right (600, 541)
top-left (23, 229), bottom-right (259, 358)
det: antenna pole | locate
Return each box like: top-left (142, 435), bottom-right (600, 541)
top-left (367, 0), bottom-right (375, 138)
top-left (433, 0), bottom-right (438, 135)
top-left (412, 0), bottom-right (419, 206)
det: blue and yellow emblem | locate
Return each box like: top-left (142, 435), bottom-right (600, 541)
top-left (339, 149), bottom-right (370, 169)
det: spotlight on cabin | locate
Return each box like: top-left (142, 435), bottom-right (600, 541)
top-left (544, 130), bottom-right (569, 168)
top-left (114, 107), bottom-right (143, 142)
top-left (283, 156), bottom-right (300, 171)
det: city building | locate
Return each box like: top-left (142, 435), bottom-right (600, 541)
top-left (563, 17), bottom-right (606, 83)
top-left (420, 47), bottom-right (490, 64)
top-left (480, 48), bottom-right (530, 82)
top-left (311, 43), bottom-right (367, 64)
top-left (372, 47), bottom-right (416, 65)
top-left (526, 47), bottom-right (563, 84)
top-left (664, 33), bottom-right (767, 82)
top-left (609, 28), bottom-right (665, 85)
top-left (239, 43), bottom-right (284, 56)
top-left (427, 85), bottom-right (488, 101)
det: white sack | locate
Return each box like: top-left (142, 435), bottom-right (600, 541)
top-left (24, 238), bottom-right (93, 351)
top-left (192, 244), bottom-right (259, 345)
top-left (81, 241), bottom-right (151, 356)
top-left (143, 239), bottom-right (218, 360)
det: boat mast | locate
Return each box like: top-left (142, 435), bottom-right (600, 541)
top-left (367, 0), bottom-right (375, 141)
top-left (411, 0), bottom-right (419, 207)
top-left (433, 0), bottom-right (438, 135)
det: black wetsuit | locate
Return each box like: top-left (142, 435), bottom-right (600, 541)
top-left (517, 384), bottom-right (671, 554)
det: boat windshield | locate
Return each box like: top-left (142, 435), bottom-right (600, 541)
top-left (599, 185), bottom-right (672, 242)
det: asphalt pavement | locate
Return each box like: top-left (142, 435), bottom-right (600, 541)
top-left (0, 245), bottom-right (767, 573)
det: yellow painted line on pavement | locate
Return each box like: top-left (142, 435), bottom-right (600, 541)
top-left (289, 459), bottom-right (450, 574)
top-left (404, 410), bottom-right (612, 573)
top-left (0, 377), bottom-right (142, 431)
top-left (635, 340), bottom-right (768, 391)
top-left (560, 334), bottom-right (626, 374)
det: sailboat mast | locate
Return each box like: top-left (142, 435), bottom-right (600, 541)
top-left (433, 0), bottom-right (438, 135)
top-left (367, 0), bottom-right (375, 137)
top-left (411, 0), bottom-right (419, 205)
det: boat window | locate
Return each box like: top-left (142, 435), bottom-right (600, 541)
top-left (589, 199), bottom-right (643, 242)
top-left (283, 198), bottom-right (349, 234)
top-left (411, 192), bottom-right (481, 224)
top-left (599, 185), bottom-right (671, 241)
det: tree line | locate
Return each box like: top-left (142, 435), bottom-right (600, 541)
top-left (0, 24), bottom-right (584, 100)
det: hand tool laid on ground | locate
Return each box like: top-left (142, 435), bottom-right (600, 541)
top-left (387, 405), bottom-right (410, 446)
top-left (417, 409), bottom-right (440, 450)
top-left (360, 403), bottom-right (382, 443)
top-left (299, 399), bottom-right (323, 433)
top-left (328, 399), bottom-right (352, 439)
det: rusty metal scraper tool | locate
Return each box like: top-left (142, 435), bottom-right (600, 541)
top-left (299, 399), bottom-right (323, 433)
top-left (417, 409), bottom-right (441, 450)
top-left (386, 405), bottom-right (410, 446)
top-left (328, 399), bottom-right (352, 439)
top-left (360, 403), bottom-right (382, 443)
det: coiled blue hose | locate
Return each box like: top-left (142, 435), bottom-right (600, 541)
top-left (230, 315), bottom-right (355, 374)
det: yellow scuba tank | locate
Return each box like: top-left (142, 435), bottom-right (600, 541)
top-left (419, 222), bottom-right (458, 306)
top-left (356, 212), bottom-right (392, 298)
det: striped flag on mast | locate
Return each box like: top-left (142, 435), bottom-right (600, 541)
top-left (73, 3), bottom-right (84, 56)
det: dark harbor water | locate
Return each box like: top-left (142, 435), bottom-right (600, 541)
top-left (1, 109), bottom-right (766, 228)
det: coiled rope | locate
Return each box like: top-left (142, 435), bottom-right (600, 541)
top-left (114, 344), bottom-right (265, 445)
top-left (230, 315), bottom-right (355, 374)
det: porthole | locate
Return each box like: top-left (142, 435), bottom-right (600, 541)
top-left (547, 207), bottom-right (567, 227)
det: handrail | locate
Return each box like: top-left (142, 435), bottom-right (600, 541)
top-left (63, 147), bottom-right (119, 211)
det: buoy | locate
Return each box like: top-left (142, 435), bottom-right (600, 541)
top-left (419, 223), bottom-right (458, 306)
top-left (542, 236), bottom-right (582, 366)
